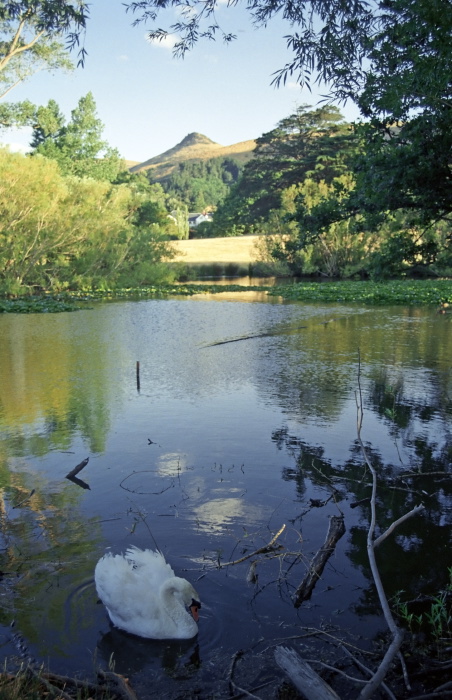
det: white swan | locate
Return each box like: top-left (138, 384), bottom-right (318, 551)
top-left (94, 546), bottom-right (201, 639)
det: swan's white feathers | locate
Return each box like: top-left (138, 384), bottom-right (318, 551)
top-left (94, 546), bottom-right (200, 639)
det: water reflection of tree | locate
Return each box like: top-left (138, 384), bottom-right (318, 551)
top-left (368, 367), bottom-right (452, 448)
top-left (0, 400), bottom-right (111, 458)
top-left (258, 309), bottom-right (452, 430)
top-left (273, 427), bottom-right (337, 500)
top-left (0, 312), bottom-right (125, 456)
top-left (272, 386), bottom-right (452, 611)
top-left (0, 455), bottom-right (102, 654)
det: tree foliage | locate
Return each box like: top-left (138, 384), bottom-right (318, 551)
top-left (159, 156), bottom-right (243, 211)
top-left (0, 1), bottom-right (89, 73)
top-left (0, 0), bottom-right (89, 101)
top-left (259, 177), bottom-right (452, 279)
top-left (0, 147), bottom-right (175, 294)
top-left (0, 2), bottom-right (89, 132)
top-left (0, 97), bottom-right (35, 126)
top-left (30, 92), bottom-right (123, 181)
top-left (213, 105), bottom-right (356, 231)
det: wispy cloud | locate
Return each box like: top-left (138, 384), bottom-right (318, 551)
top-left (145, 32), bottom-right (179, 50)
top-left (284, 81), bottom-right (302, 91)
top-left (202, 53), bottom-right (219, 64)
top-left (118, 54), bottom-right (129, 62)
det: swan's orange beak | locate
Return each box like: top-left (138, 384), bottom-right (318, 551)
top-left (190, 599), bottom-right (201, 622)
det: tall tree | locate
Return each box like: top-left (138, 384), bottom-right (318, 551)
top-left (0, 1), bottom-right (89, 130)
top-left (126, 0), bottom-right (452, 226)
top-left (31, 92), bottom-right (123, 181)
top-left (213, 105), bottom-right (356, 228)
top-left (29, 98), bottom-right (65, 148)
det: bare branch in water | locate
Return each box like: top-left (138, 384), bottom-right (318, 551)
top-left (219, 524), bottom-right (286, 568)
top-left (355, 350), bottom-right (424, 700)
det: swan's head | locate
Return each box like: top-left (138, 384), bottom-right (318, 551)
top-left (189, 597), bottom-right (201, 622)
top-left (165, 577), bottom-right (201, 622)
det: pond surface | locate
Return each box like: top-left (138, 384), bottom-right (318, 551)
top-left (0, 291), bottom-right (451, 698)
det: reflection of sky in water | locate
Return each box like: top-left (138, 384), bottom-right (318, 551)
top-left (155, 452), bottom-right (189, 477)
top-left (193, 497), bottom-right (266, 535)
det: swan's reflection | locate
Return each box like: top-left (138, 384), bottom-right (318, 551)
top-left (97, 625), bottom-right (201, 679)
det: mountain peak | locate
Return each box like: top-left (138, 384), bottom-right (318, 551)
top-left (130, 132), bottom-right (256, 177)
top-left (177, 132), bottom-right (219, 148)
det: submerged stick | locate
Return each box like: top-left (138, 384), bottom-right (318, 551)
top-left (204, 324), bottom-right (308, 348)
top-left (293, 515), bottom-right (345, 607)
top-left (65, 457), bottom-right (89, 480)
top-left (12, 489), bottom-right (35, 509)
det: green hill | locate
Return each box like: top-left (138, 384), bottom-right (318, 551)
top-left (129, 132), bottom-right (256, 180)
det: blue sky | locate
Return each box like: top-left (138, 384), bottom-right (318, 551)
top-left (1, 0), bottom-right (361, 163)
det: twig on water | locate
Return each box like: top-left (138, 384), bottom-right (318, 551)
top-left (203, 324), bottom-right (308, 348)
top-left (218, 524), bottom-right (286, 568)
top-left (373, 505), bottom-right (425, 549)
top-left (126, 503), bottom-right (162, 552)
top-left (66, 475), bottom-right (90, 490)
top-left (120, 470), bottom-right (175, 495)
top-left (227, 650), bottom-right (266, 700)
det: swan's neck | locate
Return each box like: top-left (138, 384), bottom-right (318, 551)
top-left (161, 577), bottom-right (197, 634)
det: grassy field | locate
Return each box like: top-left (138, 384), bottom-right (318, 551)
top-left (171, 235), bottom-right (261, 264)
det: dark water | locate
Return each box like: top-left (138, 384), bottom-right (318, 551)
top-left (0, 293), bottom-right (450, 697)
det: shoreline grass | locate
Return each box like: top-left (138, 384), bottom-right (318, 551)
top-left (0, 278), bottom-right (451, 313)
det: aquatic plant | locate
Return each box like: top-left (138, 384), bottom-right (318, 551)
top-left (267, 279), bottom-right (452, 306)
top-left (394, 568), bottom-right (452, 650)
top-left (1, 279), bottom-right (452, 313)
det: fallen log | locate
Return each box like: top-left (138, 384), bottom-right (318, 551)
top-left (275, 646), bottom-right (341, 700)
top-left (293, 515), bottom-right (345, 607)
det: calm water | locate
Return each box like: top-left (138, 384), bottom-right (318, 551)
top-left (0, 292), bottom-right (451, 697)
